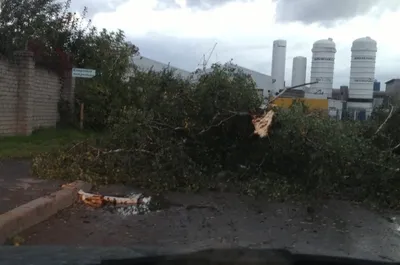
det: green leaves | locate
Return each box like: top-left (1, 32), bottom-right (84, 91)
top-left (21, 0), bottom-right (400, 209)
top-left (0, 0), bottom-right (138, 128)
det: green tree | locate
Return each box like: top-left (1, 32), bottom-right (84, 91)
top-left (0, 0), bottom-right (138, 129)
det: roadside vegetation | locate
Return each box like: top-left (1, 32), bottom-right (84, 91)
top-left (3, 0), bottom-right (400, 209)
top-left (0, 128), bottom-right (93, 158)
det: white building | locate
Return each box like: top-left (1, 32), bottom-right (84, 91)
top-left (291, 56), bottom-right (307, 89)
top-left (308, 38), bottom-right (336, 99)
top-left (233, 64), bottom-right (273, 99)
top-left (347, 36), bottom-right (377, 119)
top-left (271, 40), bottom-right (287, 95)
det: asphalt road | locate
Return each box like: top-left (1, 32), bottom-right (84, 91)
top-left (20, 188), bottom-right (400, 262)
top-left (0, 159), bottom-right (63, 214)
top-left (1, 160), bottom-right (399, 262)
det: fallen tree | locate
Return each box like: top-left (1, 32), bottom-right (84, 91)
top-left (32, 63), bottom-right (400, 209)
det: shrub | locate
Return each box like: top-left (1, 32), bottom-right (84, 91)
top-left (33, 64), bottom-right (400, 209)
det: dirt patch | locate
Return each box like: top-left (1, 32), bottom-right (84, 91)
top-left (0, 159), bottom-right (64, 214)
top-left (19, 188), bottom-right (400, 261)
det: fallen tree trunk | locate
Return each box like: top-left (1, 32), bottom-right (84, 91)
top-left (78, 190), bottom-right (143, 208)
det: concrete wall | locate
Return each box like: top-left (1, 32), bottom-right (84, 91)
top-left (0, 51), bottom-right (74, 136)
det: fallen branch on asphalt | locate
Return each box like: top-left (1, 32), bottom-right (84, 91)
top-left (78, 189), bottom-right (146, 207)
top-left (31, 65), bottom-right (400, 210)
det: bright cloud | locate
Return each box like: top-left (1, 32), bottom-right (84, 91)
top-left (89, 0), bottom-right (400, 88)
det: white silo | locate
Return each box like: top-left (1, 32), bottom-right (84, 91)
top-left (291, 56), bottom-right (307, 89)
top-left (347, 36), bottom-right (377, 119)
top-left (271, 39), bottom-right (287, 95)
top-left (308, 38), bottom-right (336, 99)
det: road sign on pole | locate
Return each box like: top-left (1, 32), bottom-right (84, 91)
top-left (72, 68), bottom-right (96, 78)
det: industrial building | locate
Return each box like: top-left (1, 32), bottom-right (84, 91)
top-left (130, 56), bottom-right (193, 79)
top-left (291, 56), bottom-right (307, 89)
top-left (272, 36), bottom-right (387, 121)
top-left (223, 63), bottom-right (273, 98)
top-left (131, 55), bottom-right (274, 99)
top-left (385, 79), bottom-right (400, 100)
top-left (374, 80), bottom-right (381, 91)
top-left (132, 37), bottom-right (393, 121)
top-left (346, 37), bottom-right (378, 119)
top-left (308, 38), bottom-right (336, 99)
top-left (271, 40), bottom-right (287, 95)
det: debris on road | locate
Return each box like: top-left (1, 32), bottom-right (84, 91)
top-left (78, 190), bottom-right (142, 207)
top-left (77, 189), bottom-right (152, 216)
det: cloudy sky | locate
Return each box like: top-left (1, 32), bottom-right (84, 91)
top-left (71, 0), bottom-right (400, 89)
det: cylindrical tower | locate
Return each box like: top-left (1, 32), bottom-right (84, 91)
top-left (271, 39), bottom-right (287, 95)
top-left (348, 36), bottom-right (377, 100)
top-left (347, 36), bottom-right (377, 120)
top-left (291, 56), bottom-right (307, 89)
top-left (308, 38), bottom-right (336, 99)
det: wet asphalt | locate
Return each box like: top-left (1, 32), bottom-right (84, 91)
top-left (1, 160), bottom-right (399, 262)
top-left (20, 189), bottom-right (400, 262)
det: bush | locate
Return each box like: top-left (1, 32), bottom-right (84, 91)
top-left (33, 63), bottom-right (262, 190)
top-left (32, 63), bottom-right (400, 209)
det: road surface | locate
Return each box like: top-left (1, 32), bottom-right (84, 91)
top-left (20, 187), bottom-right (400, 262)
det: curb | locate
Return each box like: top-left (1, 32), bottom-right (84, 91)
top-left (0, 180), bottom-right (91, 244)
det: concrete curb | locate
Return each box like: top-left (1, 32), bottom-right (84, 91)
top-left (0, 180), bottom-right (91, 244)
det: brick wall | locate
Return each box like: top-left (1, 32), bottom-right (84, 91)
top-left (0, 50), bottom-right (74, 136)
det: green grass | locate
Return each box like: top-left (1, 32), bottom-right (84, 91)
top-left (0, 128), bottom-right (97, 158)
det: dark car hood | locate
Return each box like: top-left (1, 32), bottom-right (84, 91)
top-left (0, 246), bottom-right (167, 264)
top-left (0, 245), bottom-right (398, 265)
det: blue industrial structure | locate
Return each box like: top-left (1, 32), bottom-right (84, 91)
top-left (373, 80), bottom-right (381, 91)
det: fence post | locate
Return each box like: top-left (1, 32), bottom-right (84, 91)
top-left (60, 53), bottom-right (75, 121)
top-left (14, 50), bottom-right (35, 135)
top-left (61, 69), bottom-right (75, 111)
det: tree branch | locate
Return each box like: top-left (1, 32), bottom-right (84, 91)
top-left (198, 113), bottom-right (237, 135)
top-left (391, 142), bottom-right (400, 152)
top-left (375, 104), bottom-right (394, 135)
top-left (268, 81), bottom-right (318, 105)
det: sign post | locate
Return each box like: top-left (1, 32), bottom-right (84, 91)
top-left (72, 68), bottom-right (96, 78)
top-left (72, 68), bottom-right (96, 130)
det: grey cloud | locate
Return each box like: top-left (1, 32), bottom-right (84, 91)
top-left (132, 33), bottom-right (219, 71)
top-left (185, 0), bottom-right (253, 10)
top-left (273, 0), bottom-right (400, 26)
top-left (67, 0), bottom-right (130, 17)
top-left (155, 0), bottom-right (254, 10)
top-left (156, 0), bottom-right (400, 26)
top-left (154, 0), bottom-right (181, 10)
top-left (132, 33), bottom-right (273, 71)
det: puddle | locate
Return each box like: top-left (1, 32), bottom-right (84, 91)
top-left (16, 178), bottom-right (45, 184)
top-left (88, 192), bottom-right (180, 217)
top-left (102, 193), bottom-right (152, 217)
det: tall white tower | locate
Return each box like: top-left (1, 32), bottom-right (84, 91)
top-left (308, 38), bottom-right (336, 99)
top-left (291, 56), bottom-right (307, 89)
top-left (347, 36), bottom-right (377, 119)
top-left (271, 39), bottom-right (287, 95)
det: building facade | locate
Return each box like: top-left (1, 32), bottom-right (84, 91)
top-left (130, 56), bottom-right (192, 79)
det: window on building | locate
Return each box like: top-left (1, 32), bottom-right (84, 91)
top-left (256, 89), bottom-right (263, 98)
